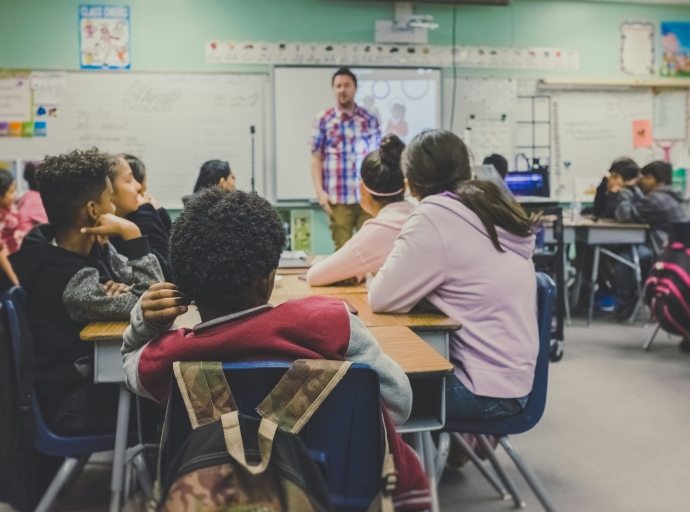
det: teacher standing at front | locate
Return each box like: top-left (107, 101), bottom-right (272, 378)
top-left (310, 67), bottom-right (381, 250)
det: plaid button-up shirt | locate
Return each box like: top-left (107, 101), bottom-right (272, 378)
top-left (309, 105), bottom-right (381, 205)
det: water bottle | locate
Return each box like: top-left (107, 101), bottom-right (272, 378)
top-left (570, 194), bottom-right (582, 223)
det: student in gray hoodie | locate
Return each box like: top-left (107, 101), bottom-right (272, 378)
top-left (614, 161), bottom-right (687, 318)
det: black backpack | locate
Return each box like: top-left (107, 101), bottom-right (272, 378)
top-left (0, 289), bottom-right (61, 512)
top-left (645, 242), bottom-right (690, 336)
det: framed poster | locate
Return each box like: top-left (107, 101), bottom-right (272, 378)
top-left (620, 22), bottom-right (654, 75)
top-left (661, 22), bottom-right (690, 77)
top-left (79, 5), bottom-right (131, 70)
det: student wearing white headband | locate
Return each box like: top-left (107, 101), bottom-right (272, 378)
top-left (307, 134), bottom-right (413, 286)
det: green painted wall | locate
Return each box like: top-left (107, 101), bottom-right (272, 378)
top-left (1, 0), bottom-right (689, 78)
top-left (1, 0), bottom-right (688, 254)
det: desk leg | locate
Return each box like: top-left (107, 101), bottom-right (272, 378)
top-left (422, 431), bottom-right (440, 512)
top-left (629, 245), bottom-right (644, 325)
top-left (109, 385), bottom-right (131, 512)
top-left (588, 246), bottom-right (600, 326)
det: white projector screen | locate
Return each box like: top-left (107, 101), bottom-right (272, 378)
top-left (274, 66), bottom-right (441, 201)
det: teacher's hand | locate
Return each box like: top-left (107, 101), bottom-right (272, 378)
top-left (317, 189), bottom-right (333, 216)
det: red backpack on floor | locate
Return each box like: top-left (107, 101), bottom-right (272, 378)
top-left (645, 242), bottom-right (690, 336)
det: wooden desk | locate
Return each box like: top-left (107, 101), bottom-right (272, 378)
top-left (81, 319), bottom-right (452, 379)
top-left (271, 274), bottom-right (367, 297)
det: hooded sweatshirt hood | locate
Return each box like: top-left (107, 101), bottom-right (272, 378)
top-left (422, 192), bottom-right (535, 259)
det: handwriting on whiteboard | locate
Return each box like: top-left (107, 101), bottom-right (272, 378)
top-left (468, 119), bottom-right (513, 164)
top-left (0, 78), bottom-right (32, 122)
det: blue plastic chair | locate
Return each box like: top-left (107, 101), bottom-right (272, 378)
top-left (163, 361), bottom-right (385, 512)
top-left (441, 272), bottom-right (557, 512)
top-left (2, 287), bottom-right (116, 512)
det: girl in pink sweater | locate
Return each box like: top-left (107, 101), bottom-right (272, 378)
top-left (307, 134), bottom-right (414, 286)
top-left (369, 129), bottom-right (539, 423)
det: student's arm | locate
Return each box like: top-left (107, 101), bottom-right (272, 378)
top-left (306, 229), bottom-right (372, 286)
top-left (104, 238), bottom-right (164, 297)
top-left (344, 307), bottom-right (412, 425)
top-left (122, 283), bottom-right (188, 398)
top-left (615, 188), bottom-right (643, 223)
top-left (64, 215), bottom-right (164, 321)
top-left (0, 246), bottom-right (18, 286)
top-left (369, 211), bottom-right (446, 313)
top-left (591, 177), bottom-right (608, 217)
top-left (311, 153), bottom-right (331, 215)
top-left (127, 204), bottom-right (173, 281)
top-left (622, 191), bottom-right (677, 226)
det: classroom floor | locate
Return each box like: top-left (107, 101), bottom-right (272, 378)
top-left (2, 320), bottom-right (689, 512)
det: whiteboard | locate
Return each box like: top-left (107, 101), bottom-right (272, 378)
top-left (442, 78), bottom-right (517, 170)
top-left (551, 90), bottom-right (655, 201)
top-left (0, 72), bottom-right (266, 209)
top-left (653, 89), bottom-right (687, 141)
top-left (274, 67), bottom-right (441, 201)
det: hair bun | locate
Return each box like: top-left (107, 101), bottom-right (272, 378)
top-left (379, 134), bottom-right (405, 168)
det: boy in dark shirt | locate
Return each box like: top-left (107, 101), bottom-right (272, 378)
top-left (591, 157), bottom-right (640, 219)
top-left (613, 161), bottom-right (687, 319)
top-left (10, 149), bottom-right (163, 434)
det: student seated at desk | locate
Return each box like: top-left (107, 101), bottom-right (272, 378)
top-left (9, 149), bottom-right (164, 435)
top-left (307, 134), bottom-right (413, 286)
top-left (612, 161), bottom-right (687, 318)
top-left (590, 157), bottom-right (639, 219)
top-left (0, 169), bottom-right (25, 286)
top-left (181, 159), bottom-right (236, 207)
top-left (369, 130), bottom-right (539, 424)
top-left (108, 155), bottom-right (173, 281)
top-left (17, 161), bottom-right (48, 232)
top-left (120, 153), bottom-right (173, 235)
top-left (482, 154), bottom-right (508, 180)
top-left (122, 188), bottom-right (430, 508)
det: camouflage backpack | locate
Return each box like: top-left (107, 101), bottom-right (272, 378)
top-left (152, 359), bottom-right (395, 512)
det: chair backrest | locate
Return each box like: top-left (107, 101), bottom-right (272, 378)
top-left (444, 271), bottom-right (557, 436)
top-left (1, 286), bottom-right (115, 457)
top-left (163, 361), bottom-right (384, 511)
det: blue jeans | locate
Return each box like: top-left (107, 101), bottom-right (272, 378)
top-left (445, 376), bottom-right (529, 421)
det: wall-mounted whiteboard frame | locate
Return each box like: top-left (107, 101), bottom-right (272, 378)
top-left (273, 66), bottom-right (442, 203)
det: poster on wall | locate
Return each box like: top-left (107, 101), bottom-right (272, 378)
top-left (661, 22), bottom-right (690, 77)
top-left (620, 22), bottom-right (654, 75)
top-left (79, 5), bottom-right (131, 70)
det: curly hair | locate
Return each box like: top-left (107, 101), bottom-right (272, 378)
top-left (37, 149), bottom-right (110, 230)
top-left (170, 188), bottom-right (286, 311)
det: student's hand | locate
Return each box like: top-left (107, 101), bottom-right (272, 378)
top-left (103, 280), bottom-right (131, 297)
top-left (316, 189), bottom-right (333, 216)
top-left (138, 192), bottom-right (160, 209)
top-left (81, 213), bottom-right (142, 241)
top-left (607, 174), bottom-right (623, 193)
top-left (141, 283), bottom-right (190, 327)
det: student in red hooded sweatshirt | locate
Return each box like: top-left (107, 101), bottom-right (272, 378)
top-left (122, 188), bottom-right (431, 511)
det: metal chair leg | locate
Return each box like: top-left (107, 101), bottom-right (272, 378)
top-left (452, 433), bottom-right (509, 500)
top-left (629, 246), bottom-right (644, 325)
top-left (422, 431), bottom-right (440, 512)
top-left (34, 454), bottom-right (90, 512)
top-left (588, 246), bottom-right (601, 326)
top-left (643, 324), bottom-right (661, 351)
top-left (477, 435), bottom-right (525, 508)
top-left (499, 437), bottom-right (557, 512)
top-left (133, 452), bottom-right (153, 498)
top-left (435, 432), bottom-right (451, 483)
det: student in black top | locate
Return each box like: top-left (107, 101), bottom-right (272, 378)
top-left (109, 156), bottom-right (173, 281)
top-left (9, 149), bottom-right (163, 434)
top-left (590, 157), bottom-right (639, 218)
top-left (482, 154), bottom-right (509, 180)
top-left (182, 160), bottom-right (236, 207)
top-left (120, 153), bottom-right (173, 234)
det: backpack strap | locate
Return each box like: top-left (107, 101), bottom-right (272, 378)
top-left (256, 359), bottom-right (352, 434)
top-left (366, 417), bottom-right (396, 512)
top-left (173, 361), bottom-right (237, 428)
